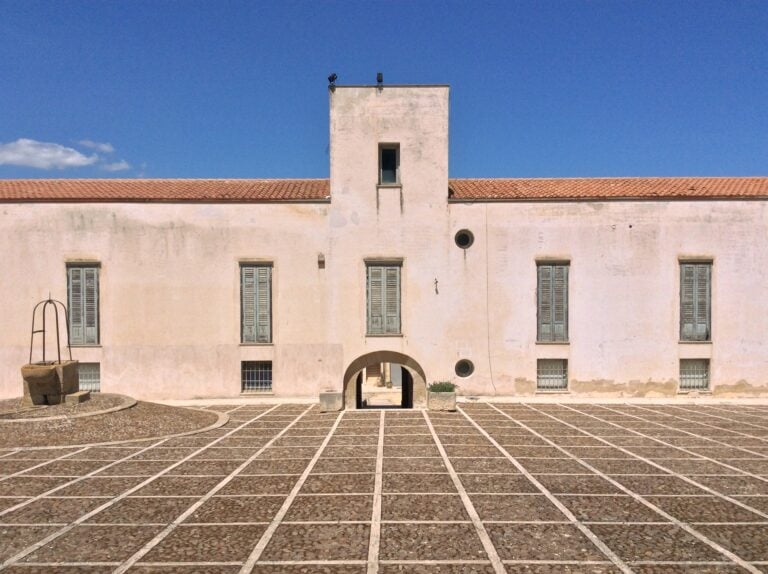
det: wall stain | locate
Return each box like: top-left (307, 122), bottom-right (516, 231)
top-left (713, 380), bottom-right (765, 397)
top-left (513, 377), bottom-right (536, 395)
top-left (571, 379), bottom-right (677, 397)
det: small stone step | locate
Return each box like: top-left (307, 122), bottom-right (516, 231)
top-left (63, 390), bottom-right (91, 404)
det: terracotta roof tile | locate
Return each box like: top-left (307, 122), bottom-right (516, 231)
top-left (448, 177), bottom-right (768, 201)
top-left (0, 179), bottom-right (331, 202)
top-left (1, 176), bottom-right (767, 202)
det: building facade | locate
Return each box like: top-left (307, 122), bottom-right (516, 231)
top-left (2, 84), bottom-right (768, 404)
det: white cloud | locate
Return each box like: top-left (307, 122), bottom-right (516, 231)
top-left (79, 139), bottom-right (115, 153)
top-left (0, 138), bottom-right (99, 170)
top-left (102, 160), bottom-right (131, 172)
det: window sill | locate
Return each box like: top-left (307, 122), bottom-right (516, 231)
top-left (240, 391), bottom-right (274, 396)
top-left (376, 183), bottom-right (402, 190)
top-left (70, 345), bottom-right (102, 348)
top-left (678, 341), bottom-right (712, 344)
top-left (366, 333), bottom-right (403, 338)
top-left (536, 341), bottom-right (570, 345)
top-left (535, 389), bottom-right (570, 394)
top-left (678, 389), bottom-right (711, 394)
top-left (240, 343), bottom-right (274, 347)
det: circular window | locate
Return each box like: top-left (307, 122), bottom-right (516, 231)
top-left (455, 359), bottom-right (474, 378)
top-left (454, 229), bottom-right (474, 249)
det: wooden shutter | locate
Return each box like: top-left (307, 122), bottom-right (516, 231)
top-left (384, 266), bottom-right (401, 333)
top-left (695, 264), bottom-right (711, 340)
top-left (256, 266), bottom-right (272, 343)
top-left (553, 265), bottom-right (568, 342)
top-left (83, 267), bottom-right (99, 344)
top-left (538, 264), bottom-right (568, 342)
top-left (367, 266), bottom-right (384, 334)
top-left (537, 265), bottom-right (552, 341)
top-left (241, 265), bottom-right (271, 343)
top-left (241, 266), bottom-right (256, 343)
top-left (68, 267), bottom-right (84, 345)
top-left (680, 263), bottom-right (711, 341)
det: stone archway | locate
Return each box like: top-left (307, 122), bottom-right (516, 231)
top-left (342, 351), bottom-right (427, 410)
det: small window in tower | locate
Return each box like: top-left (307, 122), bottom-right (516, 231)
top-left (379, 144), bottom-right (399, 184)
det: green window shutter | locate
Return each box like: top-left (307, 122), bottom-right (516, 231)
top-left (83, 267), bottom-right (99, 344)
top-left (256, 266), bottom-right (272, 343)
top-left (384, 266), bottom-right (401, 333)
top-left (537, 265), bottom-right (553, 341)
top-left (553, 265), bottom-right (568, 342)
top-left (695, 264), bottom-right (711, 341)
top-left (538, 264), bottom-right (568, 342)
top-left (681, 263), bottom-right (711, 341)
top-left (68, 267), bottom-right (84, 345)
top-left (241, 266), bottom-right (256, 343)
top-left (241, 265), bottom-right (271, 343)
top-left (680, 264), bottom-right (695, 340)
top-left (367, 266), bottom-right (384, 334)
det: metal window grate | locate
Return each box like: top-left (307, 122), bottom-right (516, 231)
top-left (537, 359), bottom-right (568, 391)
top-left (680, 359), bottom-right (709, 391)
top-left (241, 361), bottom-right (272, 393)
top-left (78, 362), bottom-right (101, 392)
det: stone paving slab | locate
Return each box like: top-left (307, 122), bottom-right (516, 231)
top-left (1, 402), bottom-right (768, 572)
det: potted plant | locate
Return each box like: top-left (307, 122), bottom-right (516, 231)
top-left (428, 381), bottom-right (457, 411)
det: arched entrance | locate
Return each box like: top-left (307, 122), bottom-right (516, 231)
top-left (343, 351), bottom-right (427, 410)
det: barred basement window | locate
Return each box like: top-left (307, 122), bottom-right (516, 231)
top-left (537, 359), bottom-right (568, 391)
top-left (241, 361), bottom-right (272, 393)
top-left (680, 359), bottom-right (710, 391)
top-left (78, 363), bottom-right (100, 392)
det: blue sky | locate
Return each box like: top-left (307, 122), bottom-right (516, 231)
top-left (1, 1), bottom-right (766, 179)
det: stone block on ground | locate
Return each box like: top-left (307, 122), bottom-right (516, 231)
top-left (319, 391), bottom-right (343, 412)
top-left (428, 391), bottom-right (456, 411)
top-left (63, 390), bottom-right (91, 404)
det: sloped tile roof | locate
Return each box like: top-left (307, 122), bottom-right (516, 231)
top-left (0, 179), bottom-right (331, 202)
top-left (1, 176), bottom-right (767, 202)
top-left (448, 177), bottom-right (768, 201)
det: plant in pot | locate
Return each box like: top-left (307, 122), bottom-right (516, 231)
top-left (428, 381), bottom-right (457, 411)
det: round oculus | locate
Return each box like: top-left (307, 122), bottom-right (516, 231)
top-left (455, 359), bottom-right (474, 377)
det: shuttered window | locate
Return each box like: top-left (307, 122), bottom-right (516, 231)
top-left (537, 263), bottom-right (569, 342)
top-left (241, 264), bottom-right (272, 343)
top-left (67, 265), bottom-right (99, 345)
top-left (367, 264), bottom-right (401, 335)
top-left (680, 262), bottom-right (711, 341)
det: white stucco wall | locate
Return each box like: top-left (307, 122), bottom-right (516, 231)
top-left (2, 85), bottom-right (767, 400)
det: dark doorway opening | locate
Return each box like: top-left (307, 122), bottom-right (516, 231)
top-left (355, 362), bottom-right (413, 409)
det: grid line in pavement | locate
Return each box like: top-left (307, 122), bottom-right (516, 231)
top-left (0, 437), bottom-right (170, 518)
top-left (679, 404), bottom-right (768, 433)
top-left (517, 403), bottom-right (763, 572)
top-left (628, 404), bottom-right (768, 458)
top-left (239, 410), bottom-right (345, 572)
top-left (0, 404), bottom-right (280, 570)
top-left (422, 410), bottom-right (506, 574)
top-left (459, 406), bottom-right (634, 573)
top-left (366, 410), bottom-right (385, 574)
top-left (0, 446), bottom-right (90, 482)
top-left (557, 404), bottom-right (768, 517)
top-left (112, 403), bottom-right (315, 573)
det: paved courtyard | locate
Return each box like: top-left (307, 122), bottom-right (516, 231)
top-left (1, 402), bottom-right (768, 573)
